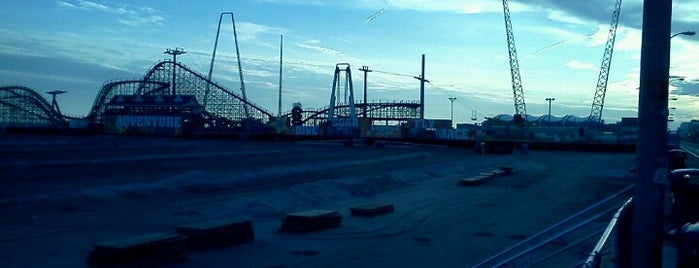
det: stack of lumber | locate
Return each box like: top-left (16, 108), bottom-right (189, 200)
top-left (459, 166), bottom-right (515, 186)
top-left (86, 233), bottom-right (187, 267)
top-left (176, 219), bottom-right (254, 250)
top-left (349, 203), bottom-right (395, 217)
top-left (279, 209), bottom-right (342, 233)
top-left (459, 174), bottom-right (493, 186)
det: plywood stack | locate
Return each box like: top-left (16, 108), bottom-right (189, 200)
top-left (279, 209), bottom-right (342, 233)
top-left (350, 203), bottom-right (395, 217)
top-left (86, 233), bottom-right (188, 267)
top-left (499, 166), bottom-right (514, 175)
top-left (176, 219), bottom-right (254, 250)
top-left (459, 175), bottom-right (492, 186)
top-left (459, 166), bottom-right (515, 186)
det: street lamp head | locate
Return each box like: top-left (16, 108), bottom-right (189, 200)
top-left (670, 31), bottom-right (696, 38)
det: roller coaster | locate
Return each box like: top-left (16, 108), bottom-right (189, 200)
top-left (86, 60), bottom-right (275, 130)
top-left (0, 86), bottom-right (67, 129)
top-left (290, 100), bottom-right (420, 126)
top-left (1, 60), bottom-right (421, 134)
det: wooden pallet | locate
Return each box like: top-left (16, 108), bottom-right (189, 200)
top-left (459, 175), bottom-right (492, 186)
top-left (460, 166), bottom-right (515, 187)
top-left (279, 209), bottom-right (342, 233)
top-left (349, 203), bottom-right (395, 217)
top-left (87, 232), bottom-right (188, 267)
top-left (176, 219), bottom-right (254, 250)
top-left (499, 166), bottom-right (514, 175)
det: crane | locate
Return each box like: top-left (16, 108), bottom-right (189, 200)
top-left (502, 0), bottom-right (527, 119)
top-left (588, 0), bottom-right (622, 124)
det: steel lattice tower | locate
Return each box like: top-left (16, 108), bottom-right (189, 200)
top-left (502, 0), bottom-right (527, 117)
top-left (588, 0), bottom-right (622, 124)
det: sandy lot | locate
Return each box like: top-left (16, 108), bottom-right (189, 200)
top-left (0, 134), bottom-right (636, 267)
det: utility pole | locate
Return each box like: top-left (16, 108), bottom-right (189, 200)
top-left (448, 97), bottom-right (457, 127)
top-left (278, 35), bottom-right (283, 117)
top-left (164, 47), bottom-right (186, 95)
top-left (359, 66), bottom-right (372, 118)
top-left (413, 54), bottom-right (429, 119)
top-left (632, 0), bottom-right (672, 266)
top-left (546, 97), bottom-right (555, 123)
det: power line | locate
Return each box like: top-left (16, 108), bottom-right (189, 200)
top-left (372, 69), bottom-right (415, 78)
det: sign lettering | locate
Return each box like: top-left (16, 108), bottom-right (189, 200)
top-left (115, 115), bottom-right (182, 129)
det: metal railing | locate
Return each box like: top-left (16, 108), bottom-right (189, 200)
top-left (471, 184), bottom-right (634, 268)
top-left (582, 197), bottom-right (633, 267)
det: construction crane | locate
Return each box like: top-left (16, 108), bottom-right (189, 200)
top-left (588, 0), bottom-right (622, 124)
top-left (502, 0), bottom-right (527, 119)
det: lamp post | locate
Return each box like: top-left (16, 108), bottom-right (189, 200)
top-left (164, 47), bottom-right (186, 95)
top-left (545, 98), bottom-right (555, 123)
top-left (448, 97), bottom-right (457, 127)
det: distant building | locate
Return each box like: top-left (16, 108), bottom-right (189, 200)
top-left (103, 94), bottom-right (203, 135)
top-left (680, 120), bottom-right (699, 142)
top-left (617, 117), bottom-right (639, 144)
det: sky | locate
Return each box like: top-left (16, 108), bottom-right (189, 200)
top-left (1, 0), bottom-right (699, 127)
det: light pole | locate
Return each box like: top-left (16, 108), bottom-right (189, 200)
top-left (545, 97), bottom-right (555, 123)
top-left (448, 97), bottom-right (457, 127)
top-left (164, 47), bottom-right (186, 95)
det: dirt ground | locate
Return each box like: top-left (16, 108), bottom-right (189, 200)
top-left (0, 134), bottom-right (636, 267)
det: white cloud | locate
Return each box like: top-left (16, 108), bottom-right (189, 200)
top-left (258, 0), bottom-right (327, 6)
top-left (673, 1), bottom-right (699, 23)
top-left (56, 1), bottom-right (78, 9)
top-left (118, 15), bottom-right (164, 27)
top-left (565, 60), bottom-right (598, 71)
top-left (588, 25), bottom-right (610, 47)
top-left (296, 42), bottom-right (341, 56)
top-left (379, 0), bottom-right (537, 14)
top-left (612, 27), bottom-right (642, 51)
top-left (231, 22), bottom-right (289, 44)
top-left (545, 9), bottom-right (587, 25)
top-left (671, 38), bottom-right (699, 71)
top-left (56, 1), bottom-right (165, 27)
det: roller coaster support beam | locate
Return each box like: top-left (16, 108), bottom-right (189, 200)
top-left (46, 90), bottom-right (66, 116)
top-left (327, 63), bottom-right (357, 125)
top-left (207, 12), bottom-right (249, 118)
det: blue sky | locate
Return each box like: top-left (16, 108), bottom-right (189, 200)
top-left (1, 0), bottom-right (698, 127)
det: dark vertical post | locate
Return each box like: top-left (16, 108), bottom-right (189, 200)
top-left (172, 53), bottom-right (177, 95)
top-left (448, 97), bottom-right (457, 127)
top-left (359, 66), bottom-right (371, 118)
top-left (546, 97), bottom-right (555, 123)
top-left (420, 54), bottom-right (426, 119)
top-left (632, 0), bottom-right (672, 266)
top-left (164, 48), bottom-right (186, 95)
top-left (278, 35), bottom-right (283, 117)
